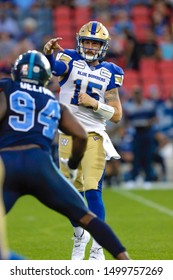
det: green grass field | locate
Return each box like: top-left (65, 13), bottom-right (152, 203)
top-left (6, 185), bottom-right (173, 260)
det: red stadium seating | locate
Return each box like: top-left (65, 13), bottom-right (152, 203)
top-left (140, 57), bottom-right (158, 71)
top-left (53, 5), bottom-right (74, 48)
top-left (142, 82), bottom-right (162, 99)
top-left (73, 6), bottom-right (92, 31)
top-left (131, 4), bottom-right (150, 20)
top-left (53, 6), bottom-right (71, 18)
top-left (161, 84), bottom-right (173, 99)
top-left (140, 69), bottom-right (159, 83)
top-left (123, 69), bottom-right (141, 96)
top-left (131, 4), bottom-right (151, 43)
top-left (158, 60), bottom-right (173, 72)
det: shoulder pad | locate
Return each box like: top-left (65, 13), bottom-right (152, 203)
top-left (102, 62), bottom-right (124, 87)
top-left (104, 61), bottom-right (124, 75)
top-left (110, 63), bottom-right (124, 86)
top-left (56, 52), bottom-right (72, 63)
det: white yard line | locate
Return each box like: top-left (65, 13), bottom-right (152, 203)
top-left (120, 182), bottom-right (173, 190)
top-left (113, 189), bottom-right (173, 218)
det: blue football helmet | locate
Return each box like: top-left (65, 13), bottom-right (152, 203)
top-left (76, 21), bottom-right (110, 62)
top-left (11, 50), bottom-right (52, 86)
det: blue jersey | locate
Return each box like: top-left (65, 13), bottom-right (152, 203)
top-left (0, 78), bottom-right (61, 152)
top-left (0, 79), bottom-right (89, 225)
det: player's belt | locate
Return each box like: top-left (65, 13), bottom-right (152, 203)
top-left (0, 144), bottom-right (41, 151)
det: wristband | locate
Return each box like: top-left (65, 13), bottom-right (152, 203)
top-left (93, 101), bottom-right (115, 120)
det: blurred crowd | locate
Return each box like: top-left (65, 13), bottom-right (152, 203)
top-left (0, 0), bottom-right (173, 186)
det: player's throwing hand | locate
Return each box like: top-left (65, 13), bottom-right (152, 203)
top-left (43, 37), bottom-right (64, 55)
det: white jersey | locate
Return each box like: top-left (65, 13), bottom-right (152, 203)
top-left (55, 49), bottom-right (124, 132)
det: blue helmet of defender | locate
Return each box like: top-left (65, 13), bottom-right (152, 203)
top-left (11, 50), bottom-right (52, 86)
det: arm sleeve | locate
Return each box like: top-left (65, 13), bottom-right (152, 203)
top-left (45, 53), bottom-right (67, 76)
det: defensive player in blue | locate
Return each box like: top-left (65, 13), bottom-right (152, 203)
top-left (43, 21), bottom-right (124, 260)
top-left (0, 157), bottom-right (25, 260)
top-left (0, 50), bottom-right (130, 260)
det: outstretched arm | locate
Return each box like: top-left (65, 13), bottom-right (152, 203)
top-left (43, 37), bottom-right (69, 76)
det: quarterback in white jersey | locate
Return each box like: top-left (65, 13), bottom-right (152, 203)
top-left (55, 49), bottom-right (123, 132)
top-left (43, 21), bottom-right (124, 260)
